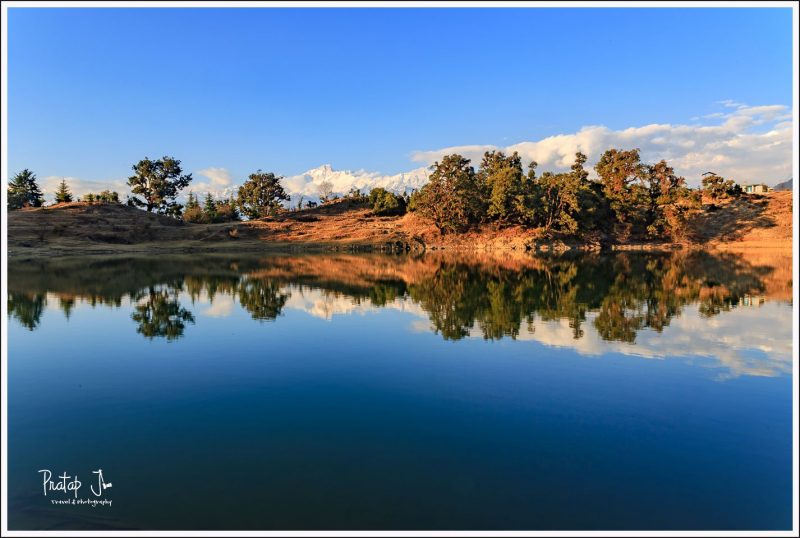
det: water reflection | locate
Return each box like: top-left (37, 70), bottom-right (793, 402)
top-left (7, 249), bottom-right (792, 376)
top-left (131, 287), bottom-right (196, 340)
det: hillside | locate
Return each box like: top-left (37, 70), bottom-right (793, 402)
top-left (7, 191), bottom-right (793, 259)
top-left (774, 178), bottom-right (793, 191)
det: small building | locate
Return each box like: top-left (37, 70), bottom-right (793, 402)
top-left (742, 183), bottom-right (771, 194)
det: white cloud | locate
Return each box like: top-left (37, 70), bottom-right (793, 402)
top-left (512, 301), bottom-right (793, 380)
top-left (40, 176), bottom-right (128, 202)
top-left (33, 102), bottom-right (793, 199)
top-left (188, 167), bottom-right (237, 200)
top-left (411, 103), bottom-right (793, 186)
top-left (196, 167), bottom-right (232, 187)
top-left (201, 295), bottom-right (235, 318)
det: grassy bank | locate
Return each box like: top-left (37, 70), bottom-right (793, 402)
top-left (6, 191), bottom-right (793, 260)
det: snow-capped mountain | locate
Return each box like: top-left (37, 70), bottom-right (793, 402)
top-left (181, 164), bottom-right (431, 206)
top-left (282, 164), bottom-right (430, 201)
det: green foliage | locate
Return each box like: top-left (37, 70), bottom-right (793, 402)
top-left (54, 179), bottom-right (73, 204)
top-left (81, 191), bottom-right (119, 204)
top-left (702, 173), bottom-right (741, 201)
top-left (406, 148), bottom-right (704, 243)
top-left (184, 192), bottom-right (240, 223)
top-left (203, 193), bottom-right (217, 220)
top-left (98, 190), bottom-right (119, 203)
top-left (7, 169), bottom-right (44, 209)
top-left (536, 172), bottom-right (582, 233)
top-left (7, 292), bottom-right (46, 330)
top-left (9, 251), bottom-right (767, 345)
top-left (127, 156), bottom-right (192, 216)
top-left (183, 204), bottom-right (206, 223)
top-left (413, 154), bottom-right (484, 233)
top-left (131, 289), bottom-right (195, 340)
top-left (237, 170), bottom-right (290, 219)
top-left (345, 187), bottom-right (368, 203)
top-left (478, 151), bottom-right (525, 223)
top-left (644, 160), bottom-right (694, 240)
top-left (594, 148), bottom-right (648, 239)
top-left (238, 278), bottom-right (289, 321)
top-left (215, 198), bottom-right (240, 222)
top-left (183, 192), bottom-right (205, 223)
top-left (368, 187), bottom-right (407, 216)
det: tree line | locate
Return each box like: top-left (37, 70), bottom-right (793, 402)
top-left (8, 150), bottom-right (745, 241)
top-left (8, 250), bottom-right (767, 344)
top-left (408, 149), bottom-right (741, 241)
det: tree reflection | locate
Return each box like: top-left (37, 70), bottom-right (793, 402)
top-left (7, 292), bottom-right (46, 330)
top-left (131, 287), bottom-right (195, 340)
top-left (238, 279), bottom-right (289, 321)
top-left (7, 250), bottom-right (785, 344)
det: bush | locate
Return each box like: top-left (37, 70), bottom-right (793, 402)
top-left (183, 205), bottom-right (208, 223)
top-left (368, 187), bottom-right (406, 216)
top-left (215, 200), bottom-right (240, 222)
top-left (345, 187), bottom-right (368, 203)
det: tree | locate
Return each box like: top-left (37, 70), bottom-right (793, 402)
top-left (127, 156), bottom-right (192, 216)
top-left (595, 148), bottom-right (648, 239)
top-left (570, 152), bottom-right (605, 232)
top-left (7, 169), bottom-right (44, 209)
top-left (644, 160), bottom-right (694, 239)
top-left (368, 187), bottom-right (406, 216)
top-left (412, 154), bottom-right (484, 233)
top-left (215, 197), bottom-right (240, 222)
top-left (186, 192), bottom-right (200, 210)
top-left (345, 187), bottom-right (367, 203)
top-left (54, 179), bottom-right (74, 204)
top-left (702, 172), bottom-right (740, 201)
top-left (478, 151), bottom-right (525, 223)
top-left (318, 180), bottom-right (334, 203)
top-left (237, 170), bottom-right (290, 219)
top-left (183, 192), bottom-right (205, 223)
top-left (535, 172), bottom-right (579, 233)
top-left (97, 190), bottom-right (119, 203)
top-left (203, 193), bottom-right (217, 221)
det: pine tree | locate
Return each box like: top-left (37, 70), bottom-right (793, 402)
top-left (7, 169), bottom-right (44, 209)
top-left (203, 193), bottom-right (217, 221)
top-left (186, 192), bottom-right (200, 210)
top-left (54, 179), bottom-right (74, 203)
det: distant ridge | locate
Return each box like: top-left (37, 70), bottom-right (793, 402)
top-left (773, 178), bottom-right (793, 191)
top-left (282, 164), bottom-right (430, 204)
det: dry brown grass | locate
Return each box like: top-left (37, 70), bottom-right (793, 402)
top-left (689, 191), bottom-right (793, 247)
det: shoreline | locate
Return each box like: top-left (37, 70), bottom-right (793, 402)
top-left (7, 237), bottom-right (792, 261)
top-left (7, 191), bottom-right (793, 260)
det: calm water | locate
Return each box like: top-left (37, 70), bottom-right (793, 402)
top-left (6, 250), bottom-right (794, 530)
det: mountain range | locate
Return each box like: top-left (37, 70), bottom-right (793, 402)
top-left (281, 164), bottom-right (430, 203)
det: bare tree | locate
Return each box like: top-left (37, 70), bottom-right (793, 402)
top-left (318, 180), bottom-right (334, 203)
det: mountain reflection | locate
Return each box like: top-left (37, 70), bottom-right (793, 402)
top-left (7, 249), bottom-right (792, 376)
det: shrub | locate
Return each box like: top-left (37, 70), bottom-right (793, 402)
top-left (369, 187), bottom-right (407, 216)
top-left (183, 205), bottom-right (208, 223)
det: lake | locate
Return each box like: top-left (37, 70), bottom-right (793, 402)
top-left (6, 249), bottom-right (794, 530)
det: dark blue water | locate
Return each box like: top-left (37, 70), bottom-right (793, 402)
top-left (6, 251), bottom-right (794, 530)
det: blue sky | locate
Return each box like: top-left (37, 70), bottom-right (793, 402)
top-left (6, 7), bottom-right (794, 195)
